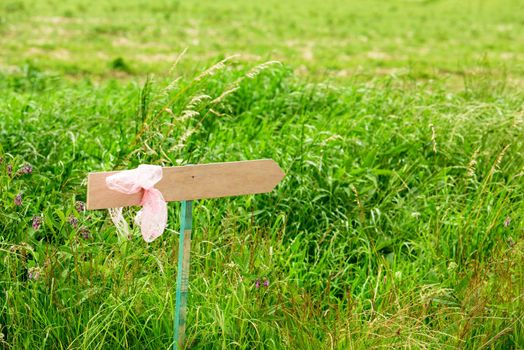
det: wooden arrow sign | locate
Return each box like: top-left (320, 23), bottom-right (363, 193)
top-left (87, 159), bottom-right (285, 210)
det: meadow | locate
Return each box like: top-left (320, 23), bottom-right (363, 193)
top-left (1, 0), bottom-right (523, 349)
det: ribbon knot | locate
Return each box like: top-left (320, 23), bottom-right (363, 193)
top-left (106, 164), bottom-right (168, 242)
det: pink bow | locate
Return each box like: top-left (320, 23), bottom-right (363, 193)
top-left (106, 164), bottom-right (168, 242)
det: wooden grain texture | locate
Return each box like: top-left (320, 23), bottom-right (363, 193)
top-left (87, 159), bottom-right (285, 210)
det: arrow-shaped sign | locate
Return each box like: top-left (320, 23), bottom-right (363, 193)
top-left (87, 159), bottom-right (285, 210)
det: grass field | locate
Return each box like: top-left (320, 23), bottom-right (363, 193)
top-left (1, 0), bottom-right (524, 349)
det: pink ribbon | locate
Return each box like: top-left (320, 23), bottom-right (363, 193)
top-left (106, 164), bottom-right (167, 242)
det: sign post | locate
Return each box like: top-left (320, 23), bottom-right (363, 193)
top-left (174, 200), bottom-right (192, 349)
top-left (86, 159), bottom-right (285, 349)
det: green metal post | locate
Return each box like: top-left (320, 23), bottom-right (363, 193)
top-left (174, 200), bottom-right (193, 350)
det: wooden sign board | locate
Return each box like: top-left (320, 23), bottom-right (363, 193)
top-left (87, 159), bottom-right (285, 209)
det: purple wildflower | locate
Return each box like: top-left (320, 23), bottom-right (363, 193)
top-left (255, 279), bottom-right (261, 289)
top-left (504, 216), bottom-right (511, 228)
top-left (14, 194), bottom-right (22, 206)
top-left (28, 267), bottom-right (41, 280)
top-left (17, 164), bottom-right (33, 176)
top-left (79, 227), bottom-right (90, 240)
top-left (7, 164), bottom-right (12, 177)
top-left (263, 279), bottom-right (269, 288)
top-left (75, 201), bottom-right (86, 213)
top-left (32, 216), bottom-right (42, 230)
top-left (68, 215), bottom-right (78, 228)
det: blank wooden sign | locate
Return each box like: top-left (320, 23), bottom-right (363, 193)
top-left (87, 159), bottom-right (285, 209)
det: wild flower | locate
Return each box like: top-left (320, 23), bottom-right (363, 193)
top-left (28, 267), bottom-right (41, 280)
top-left (504, 216), bottom-right (511, 227)
top-left (32, 216), bottom-right (42, 230)
top-left (79, 227), bottom-right (90, 240)
top-left (17, 164), bottom-right (33, 176)
top-left (7, 164), bottom-right (12, 177)
top-left (254, 278), bottom-right (269, 289)
top-left (75, 201), bottom-right (86, 213)
top-left (14, 194), bottom-right (22, 206)
top-left (68, 215), bottom-right (78, 228)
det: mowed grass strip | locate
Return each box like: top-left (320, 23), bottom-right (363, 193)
top-left (1, 0), bottom-right (523, 82)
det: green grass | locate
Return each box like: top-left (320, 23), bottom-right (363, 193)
top-left (1, 0), bottom-right (524, 349)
